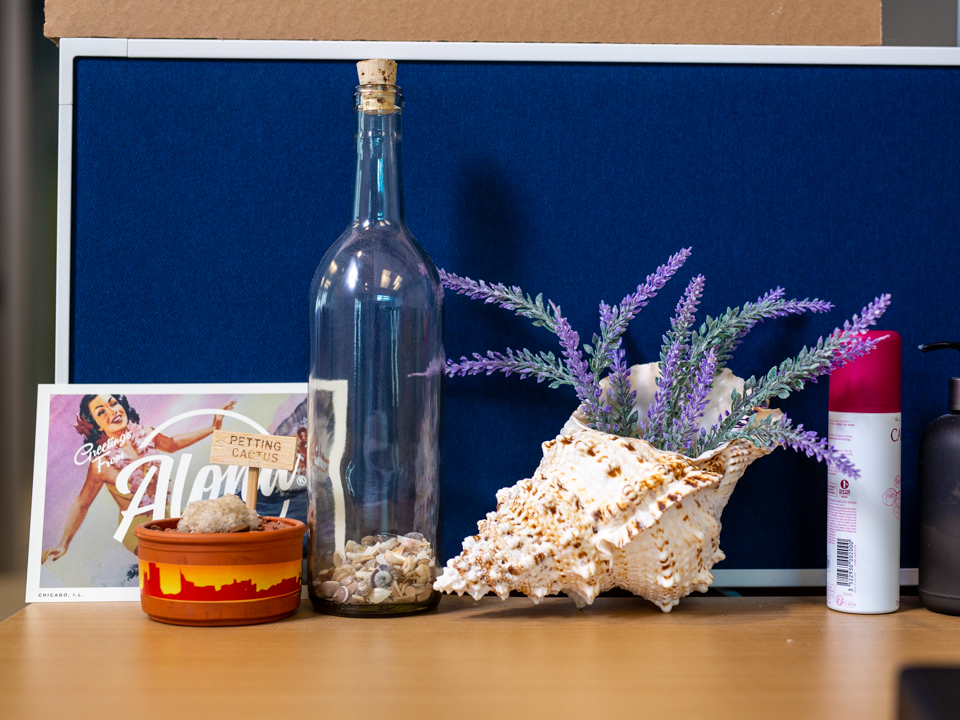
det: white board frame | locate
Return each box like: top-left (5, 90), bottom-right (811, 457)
top-left (57, 38), bottom-right (957, 586)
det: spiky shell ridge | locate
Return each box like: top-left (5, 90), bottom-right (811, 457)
top-left (434, 427), bottom-right (771, 611)
top-left (607, 436), bottom-right (771, 611)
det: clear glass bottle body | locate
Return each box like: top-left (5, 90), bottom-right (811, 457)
top-left (307, 84), bottom-right (443, 616)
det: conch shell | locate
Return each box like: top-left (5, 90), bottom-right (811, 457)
top-left (434, 363), bottom-right (777, 612)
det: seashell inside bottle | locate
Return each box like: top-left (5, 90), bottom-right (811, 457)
top-left (312, 534), bottom-right (438, 611)
top-left (307, 59), bottom-right (443, 616)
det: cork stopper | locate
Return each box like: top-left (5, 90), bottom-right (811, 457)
top-left (357, 59), bottom-right (397, 86)
top-left (357, 59), bottom-right (399, 114)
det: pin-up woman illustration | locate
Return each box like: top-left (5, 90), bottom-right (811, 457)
top-left (41, 394), bottom-right (235, 562)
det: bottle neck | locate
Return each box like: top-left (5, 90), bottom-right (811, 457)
top-left (352, 85), bottom-right (405, 228)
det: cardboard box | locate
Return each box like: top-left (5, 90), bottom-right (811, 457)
top-left (45, 0), bottom-right (882, 46)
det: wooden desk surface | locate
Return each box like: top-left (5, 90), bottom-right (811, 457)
top-left (1, 595), bottom-right (958, 719)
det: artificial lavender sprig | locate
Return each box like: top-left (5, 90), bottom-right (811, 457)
top-left (673, 348), bottom-right (719, 454)
top-left (591, 248), bottom-right (691, 377)
top-left (668, 275), bottom-right (707, 343)
top-left (842, 292), bottom-right (891, 334)
top-left (446, 348), bottom-right (571, 387)
top-left (602, 347), bottom-right (637, 437)
top-left (643, 341), bottom-right (680, 441)
top-left (619, 248), bottom-right (693, 318)
top-left (439, 270), bottom-right (560, 332)
top-left (729, 414), bottom-right (861, 479)
top-left (646, 275), bottom-right (705, 442)
top-left (662, 275), bottom-right (705, 417)
top-left (591, 302), bottom-right (637, 434)
top-left (688, 289), bottom-right (834, 372)
top-left (554, 309), bottom-right (604, 422)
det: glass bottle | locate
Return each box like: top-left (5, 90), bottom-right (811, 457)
top-left (307, 60), bottom-right (443, 617)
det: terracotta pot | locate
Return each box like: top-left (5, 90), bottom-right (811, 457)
top-left (134, 517), bottom-right (306, 627)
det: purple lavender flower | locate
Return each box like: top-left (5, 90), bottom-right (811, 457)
top-left (759, 287), bottom-right (787, 303)
top-left (553, 309), bottom-right (601, 416)
top-left (842, 293), bottom-right (892, 335)
top-left (617, 248), bottom-right (692, 324)
top-left (645, 275), bottom-right (705, 441)
top-left (672, 275), bottom-right (706, 336)
top-left (675, 348), bottom-right (719, 453)
top-left (439, 270), bottom-right (559, 332)
top-left (805, 295), bottom-right (892, 377)
top-left (446, 348), bottom-right (570, 385)
top-left (768, 416), bottom-right (860, 479)
top-left (644, 341), bottom-right (681, 440)
top-left (603, 347), bottom-right (637, 436)
top-left (592, 250), bottom-right (692, 374)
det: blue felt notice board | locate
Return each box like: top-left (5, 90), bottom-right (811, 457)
top-left (69, 55), bottom-right (960, 572)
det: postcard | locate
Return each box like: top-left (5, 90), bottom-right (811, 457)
top-left (27, 384), bottom-right (307, 602)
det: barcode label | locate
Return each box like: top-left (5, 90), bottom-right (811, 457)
top-left (836, 538), bottom-right (853, 587)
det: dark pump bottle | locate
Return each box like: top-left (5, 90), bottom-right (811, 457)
top-left (918, 342), bottom-right (960, 615)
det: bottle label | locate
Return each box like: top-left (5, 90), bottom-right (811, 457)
top-left (826, 411), bottom-right (901, 614)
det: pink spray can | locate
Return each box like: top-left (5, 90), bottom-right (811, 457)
top-left (827, 330), bottom-right (902, 614)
